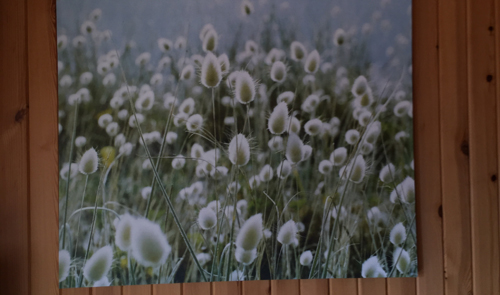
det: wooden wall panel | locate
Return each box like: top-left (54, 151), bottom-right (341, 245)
top-left (412, 0), bottom-right (445, 294)
top-left (438, 0), bottom-right (473, 294)
top-left (467, 0), bottom-right (500, 294)
top-left (4, 0), bottom-right (500, 293)
top-left (0, 0), bottom-right (30, 295)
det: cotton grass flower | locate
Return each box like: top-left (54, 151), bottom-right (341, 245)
top-left (286, 132), bottom-right (304, 164)
top-left (75, 136), bottom-right (87, 148)
top-left (277, 91), bottom-right (295, 104)
top-left (141, 186), bottom-right (152, 200)
top-left (259, 164), bottom-right (274, 182)
top-left (135, 52), bottom-right (151, 67)
top-left (128, 113), bottom-right (144, 128)
top-left (59, 250), bottom-right (71, 282)
top-left (393, 248), bottom-right (411, 274)
top-left (379, 163), bottom-right (396, 183)
top-left (228, 134), bottom-right (251, 166)
top-left (235, 247), bottom-right (257, 265)
top-left (304, 119), bottom-right (322, 136)
top-left (318, 160), bottom-right (333, 175)
top-left (130, 219), bottom-right (172, 268)
top-left (172, 155), bottom-right (186, 170)
top-left (218, 54), bottom-right (230, 75)
top-left (236, 213), bottom-right (263, 251)
top-left (351, 76), bottom-right (369, 97)
top-left (181, 64), bottom-right (195, 80)
top-left (268, 102), bottom-right (289, 134)
top-left (270, 61), bottom-right (287, 83)
top-left (179, 98), bottom-right (195, 115)
top-left (200, 52), bottom-right (222, 88)
top-left (304, 50), bottom-right (320, 74)
top-left (98, 114), bottom-right (113, 128)
top-left (268, 136), bottom-right (284, 151)
top-left (202, 29), bottom-right (218, 52)
top-left (390, 177), bottom-right (415, 203)
top-left (210, 166), bottom-right (228, 179)
top-left (234, 71), bottom-right (256, 104)
top-left (249, 175), bottom-right (261, 190)
top-left (361, 256), bottom-right (386, 278)
top-left (265, 48), bottom-right (285, 65)
top-left (115, 214), bottom-right (135, 251)
top-left (83, 246), bottom-right (113, 282)
top-left (241, 0), bottom-right (254, 15)
top-left (157, 38), bottom-right (173, 52)
top-left (393, 101), bottom-right (412, 117)
top-left (187, 114), bottom-right (204, 132)
top-left (277, 160), bottom-right (292, 179)
top-left (79, 148), bottom-right (99, 175)
top-left (302, 145), bottom-right (313, 161)
top-left (198, 207), bottom-right (217, 230)
top-left (365, 121), bottom-right (382, 144)
top-left (345, 129), bottom-right (360, 145)
top-left (390, 223), bottom-right (407, 246)
top-left (343, 155), bottom-right (366, 183)
top-left (300, 251), bottom-right (313, 266)
top-left (301, 94), bottom-right (320, 113)
top-left (277, 220), bottom-right (298, 246)
top-left (288, 117), bottom-right (301, 133)
top-left (333, 28), bottom-right (346, 46)
top-left (106, 122), bottom-right (119, 137)
top-left (290, 41), bottom-right (307, 61)
top-left (60, 163), bottom-right (79, 180)
top-left (79, 72), bottom-right (93, 85)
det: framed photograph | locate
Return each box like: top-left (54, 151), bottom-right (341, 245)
top-left (56, 0), bottom-right (416, 288)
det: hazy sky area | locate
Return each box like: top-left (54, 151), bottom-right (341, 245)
top-left (57, 0), bottom-right (411, 67)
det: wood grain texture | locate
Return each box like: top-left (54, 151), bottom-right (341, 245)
top-left (467, 0), bottom-right (500, 293)
top-left (299, 279), bottom-right (328, 295)
top-left (270, 280), bottom-right (300, 295)
top-left (61, 289), bottom-right (92, 295)
top-left (92, 286), bottom-right (122, 295)
top-left (438, 0), bottom-right (473, 294)
top-left (213, 281), bottom-right (241, 295)
top-left (153, 283), bottom-right (182, 295)
top-left (0, 0), bottom-right (29, 293)
top-left (386, 278), bottom-right (416, 295)
top-left (358, 279), bottom-right (386, 295)
top-left (412, 0), bottom-right (445, 294)
top-left (242, 280), bottom-right (271, 295)
top-left (183, 282), bottom-right (211, 295)
top-left (329, 279), bottom-right (357, 295)
top-left (122, 285), bottom-right (152, 295)
top-left (27, 0), bottom-right (59, 294)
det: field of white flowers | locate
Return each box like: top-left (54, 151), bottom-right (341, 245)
top-left (57, 0), bottom-right (415, 288)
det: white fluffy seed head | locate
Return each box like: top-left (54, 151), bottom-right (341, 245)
top-left (365, 121), bottom-right (382, 144)
top-left (234, 71), bottom-right (256, 104)
top-left (301, 94), bottom-right (320, 113)
top-left (235, 247), bottom-right (257, 265)
top-left (157, 38), bottom-right (173, 52)
top-left (360, 142), bottom-right (374, 154)
top-left (302, 145), bottom-right (313, 160)
top-left (290, 41), bottom-right (307, 61)
top-left (259, 164), bottom-right (274, 182)
top-left (83, 246), bottom-right (113, 282)
top-left (98, 114), bottom-right (113, 128)
top-left (330, 147), bottom-right (348, 166)
top-left (218, 54), bottom-right (230, 75)
top-left (277, 160), bottom-right (292, 179)
top-left (286, 132), bottom-right (304, 164)
top-left (115, 214), bottom-right (135, 251)
top-left (201, 52), bottom-right (222, 88)
top-left (390, 177), bottom-right (415, 203)
top-left (172, 155), bottom-right (186, 170)
top-left (394, 101), bottom-right (412, 117)
top-left (268, 102), bottom-right (289, 135)
top-left (347, 155), bottom-right (366, 183)
top-left (202, 29), bottom-right (218, 52)
top-left (60, 163), bottom-right (79, 180)
top-left (130, 219), bottom-right (171, 268)
top-left (198, 207), bottom-right (217, 230)
top-left (191, 143), bottom-right (204, 159)
top-left (105, 122), bottom-right (119, 137)
top-left (352, 75), bottom-right (369, 97)
top-left (277, 91), bottom-right (295, 104)
top-left (235, 213), bottom-right (263, 251)
top-left (241, 0), bottom-right (254, 15)
top-left (268, 136), bottom-right (284, 152)
top-left (333, 28), bottom-right (346, 46)
top-left (277, 219), bottom-right (298, 245)
top-left (358, 111), bottom-right (372, 126)
top-left (318, 160), bottom-right (333, 175)
top-left (141, 186), bottom-right (152, 200)
top-left (128, 113), bottom-right (144, 128)
top-left (59, 250), bottom-right (71, 282)
top-left (361, 256), bottom-right (386, 278)
top-left (288, 117), bottom-right (301, 133)
top-left (79, 148), bottom-right (99, 175)
top-left (345, 129), bottom-right (360, 145)
top-left (299, 250), bottom-right (313, 266)
top-left (393, 248), bottom-right (411, 274)
top-left (229, 134), bottom-right (251, 166)
top-left (379, 163), bottom-right (396, 183)
top-left (390, 223), bottom-right (407, 246)
top-left (304, 50), bottom-right (320, 74)
top-left (181, 64), bottom-right (195, 80)
top-left (249, 175), bottom-right (261, 190)
top-left (179, 97), bottom-right (195, 115)
top-left (270, 61), bottom-right (287, 83)
top-left (304, 119), bottom-right (323, 136)
top-left (187, 114), bottom-right (204, 132)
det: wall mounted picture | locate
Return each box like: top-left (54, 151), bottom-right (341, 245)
top-left (57, 0), bottom-right (416, 288)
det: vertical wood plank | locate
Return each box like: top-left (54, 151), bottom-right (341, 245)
top-left (467, 0), bottom-right (500, 293)
top-left (27, 0), bottom-right (59, 294)
top-left (0, 0), bottom-right (29, 295)
top-left (413, 0), bottom-right (445, 294)
top-left (357, 279), bottom-right (386, 295)
top-left (387, 278), bottom-right (416, 295)
top-left (122, 285), bottom-right (152, 295)
top-left (270, 280), bottom-right (299, 295)
top-left (329, 279), bottom-right (357, 295)
top-left (438, 0), bottom-right (473, 293)
top-left (300, 279), bottom-right (328, 295)
top-left (183, 282), bottom-right (211, 295)
top-left (213, 281), bottom-right (241, 295)
top-left (242, 280), bottom-right (270, 295)
top-left (92, 286), bottom-right (122, 295)
top-left (153, 283), bottom-right (182, 295)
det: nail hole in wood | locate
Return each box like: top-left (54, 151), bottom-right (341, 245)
top-left (487, 75), bottom-right (493, 82)
top-left (460, 141), bottom-right (469, 156)
top-left (438, 205), bottom-right (443, 218)
top-left (491, 174), bottom-right (497, 182)
top-left (15, 108), bottom-right (27, 123)
top-left (488, 26), bottom-right (494, 32)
